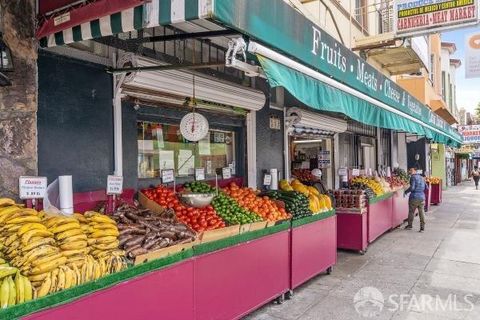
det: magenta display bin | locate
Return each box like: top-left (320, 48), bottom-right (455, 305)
top-left (367, 196), bottom-right (393, 243)
top-left (336, 211), bottom-right (368, 253)
top-left (291, 214), bottom-right (337, 289)
top-left (23, 259), bottom-right (195, 320)
top-left (194, 230), bottom-right (290, 320)
top-left (392, 190), bottom-right (409, 228)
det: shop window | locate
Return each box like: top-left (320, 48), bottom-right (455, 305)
top-left (137, 121), bottom-right (236, 179)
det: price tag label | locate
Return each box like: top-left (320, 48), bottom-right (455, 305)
top-left (195, 168), bottom-right (205, 181)
top-left (338, 167), bottom-right (348, 176)
top-left (107, 175), bottom-right (123, 195)
top-left (263, 174), bottom-right (272, 186)
top-left (222, 167), bottom-right (232, 179)
top-left (352, 169), bottom-right (360, 176)
top-left (19, 176), bottom-right (47, 200)
top-left (162, 169), bottom-right (175, 183)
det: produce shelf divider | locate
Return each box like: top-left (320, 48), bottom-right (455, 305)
top-left (368, 192), bottom-right (394, 205)
top-left (0, 249), bottom-right (194, 320)
top-left (291, 210), bottom-right (336, 228)
top-left (193, 222), bottom-right (290, 256)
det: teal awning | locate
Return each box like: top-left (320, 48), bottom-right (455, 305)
top-left (258, 55), bottom-right (462, 147)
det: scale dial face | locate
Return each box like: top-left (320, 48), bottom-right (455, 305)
top-left (180, 112), bottom-right (209, 141)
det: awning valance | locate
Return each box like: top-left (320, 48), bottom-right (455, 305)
top-left (38, 0), bottom-right (209, 47)
top-left (255, 50), bottom-right (462, 147)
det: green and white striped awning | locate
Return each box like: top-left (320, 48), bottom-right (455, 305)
top-left (39, 0), bottom-right (211, 47)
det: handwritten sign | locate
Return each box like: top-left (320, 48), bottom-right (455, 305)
top-left (222, 167), bottom-right (232, 179)
top-left (263, 174), bottom-right (272, 186)
top-left (162, 169), bottom-right (175, 183)
top-left (195, 168), bottom-right (205, 181)
top-left (107, 175), bottom-right (123, 195)
top-left (19, 176), bottom-right (47, 199)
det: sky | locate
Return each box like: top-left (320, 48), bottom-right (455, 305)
top-left (442, 26), bottom-right (480, 113)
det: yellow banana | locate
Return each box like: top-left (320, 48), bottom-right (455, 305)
top-left (1, 277), bottom-right (9, 308)
top-left (50, 268), bottom-right (59, 293)
top-left (73, 213), bottom-right (88, 224)
top-left (0, 198), bottom-right (15, 208)
top-left (15, 272), bottom-right (24, 304)
top-left (92, 236), bottom-right (118, 244)
top-left (98, 258), bottom-right (107, 276)
top-left (31, 252), bottom-right (64, 268)
top-left (24, 245), bottom-right (59, 264)
top-left (5, 233), bottom-right (18, 247)
top-left (90, 229), bottom-right (119, 238)
top-left (0, 207), bottom-right (21, 222)
top-left (56, 267), bottom-right (65, 292)
top-left (22, 237), bottom-right (56, 253)
top-left (55, 228), bottom-right (84, 241)
top-left (21, 229), bottom-right (54, 245)
top-left (61, 266), bottom-right (73, 290)
top-left (37, 211), bottom-right (46, 219)
top-left (60, 240), bottom-right (87, 251)
top-left (44, 217), bottom-right (62, 229)
top-left (7, 276), bottom-right (15, 307)
top-left (0, 258), bottom-right (5, 264)
top-left (93, 240), bottom-right (119, 251)
top-left (88, 214), bottom-right (116, 225)
top-left (28, 272), bottom-right (50, 282)
top-left (17, 223), bottom-right (47, 236)
top-left (29, 257), bottom-right (67, 275)
top-left (58, 233), bottom-right (87, 244)
top-left (50, 222), bottom-right (81, 234)
top-left (62, 248), bottom-right (88, 257)
top-left (0, 267), bottom-right (18, 279)
top-left (71, 264), bottom-right (81, 285)
top-left (5, 215), bottom-right (41, 225)
top-left (6, 210), bottom-right (37, 222)
top-left (37, 274), bottom-right (51, 298)
top-left (23, 276), bottom-right (32, 302)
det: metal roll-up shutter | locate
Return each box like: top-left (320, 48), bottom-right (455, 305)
top-left (120, 56), bottom-right (266, 111)
top-left (286, 107), bottom-right (348, 135)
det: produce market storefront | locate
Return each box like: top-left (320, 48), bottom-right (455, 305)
top-left (0, 1), bottom-right (461, 319)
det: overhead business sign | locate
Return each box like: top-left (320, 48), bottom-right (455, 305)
top-left (213, 0), bottom-right (462, 143)
top-left (466, 32), bottom-right (480, 78)
top-left (458, 125), bottom-right (480, 143)
top-left (394, 0), bottom-right (478, 36)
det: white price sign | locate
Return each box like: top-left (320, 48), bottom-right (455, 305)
top-left (19, 176), bottom-right (47, 200)
top-left (352, 169), bottom-right (360, 176)
top-left (162, 169), bottom-right (175, 183)
top-left (338, 167), bottom-right (348, 176)
top-left (195, 168), bottom-right (205, 181)
top-left (222, 167), bottom-right (232, 179)
top-left (263, 174), bottom-right (272, 186)
top-left (107, 175), bottom-right (123, 195)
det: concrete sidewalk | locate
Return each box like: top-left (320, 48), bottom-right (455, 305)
top-left (246, 182), bottom-right (480, 320)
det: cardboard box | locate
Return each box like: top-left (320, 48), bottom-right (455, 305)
top-left (239, 223), bottom-right (251, 234)
top-left (200, 225), bottom-right (240, 244)
top-left (249, 221), bottom-right (267, 231)
top-left (134, 240), bottom-right (199, 265)
top-left (138, 191), bottom-right (166, 215)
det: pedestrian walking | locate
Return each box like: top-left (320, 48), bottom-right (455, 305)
top-left (404, 168), bottom-right (428, 232)
top-left (471, 166), bottom-right (480, 190)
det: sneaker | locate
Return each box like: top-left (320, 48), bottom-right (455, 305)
top-left (419, 228), bottom-right (424, 232)
top-left (404, 225), bottom-right (412, 230)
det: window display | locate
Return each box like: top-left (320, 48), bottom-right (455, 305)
top-left (137, 121), bottom-right (236, 179)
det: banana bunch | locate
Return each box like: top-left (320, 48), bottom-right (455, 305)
top-left (80, 212), bottom-right (124, 260)
top-left (351, 177), bottom-right (385, 196)
top-left (0, 262), bottom-right (33, 308)
top-left (44, 215), bottom-right (89, 269)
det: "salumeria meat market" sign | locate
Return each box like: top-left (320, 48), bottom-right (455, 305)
top-left (394, 0), bottom-right (478, 36)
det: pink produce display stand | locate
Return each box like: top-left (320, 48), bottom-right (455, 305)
top-left (424, 183), bottom-right (432, 211)
top-left (23, 259), bottom-right (195, 320)
top-left (290, 214), bottom-right (337, 289)
top-left (194, 230), bottom-right (290, 320)
top-left (336, 211), bottom-right (368, 253)
top-left (391, 190), bottom-right (409, 229)
top-left (367, 196), bottom-right (393, 243)
top-left (430, 182), bottom-right (442, 205)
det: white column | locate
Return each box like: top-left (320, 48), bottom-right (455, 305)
top-left (246, 111), bottom-right (257, 188)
